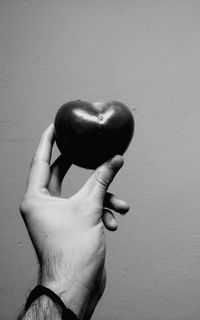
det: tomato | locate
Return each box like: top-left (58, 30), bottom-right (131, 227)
top-left (54, 100), bottom-right (134, 169)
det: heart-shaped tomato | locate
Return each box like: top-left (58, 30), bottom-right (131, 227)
top-left (54, 100), bottom-right (134, 169)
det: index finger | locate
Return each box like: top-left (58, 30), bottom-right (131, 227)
top-left (26, 123), bottom-right (55, 194)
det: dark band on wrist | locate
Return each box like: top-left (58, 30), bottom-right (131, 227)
top-left (25, 285), bottom-right (78, 320)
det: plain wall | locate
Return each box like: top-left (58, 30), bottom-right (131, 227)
top-left (1, 1), bottom-right (200, 319)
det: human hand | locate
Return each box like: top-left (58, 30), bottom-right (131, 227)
top-left (20, 124), bottom-right (129, 319)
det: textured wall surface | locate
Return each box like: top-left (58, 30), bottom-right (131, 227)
top-left (1, 1), bottom-right (200, 319)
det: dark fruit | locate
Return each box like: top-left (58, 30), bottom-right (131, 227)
top-left (54, 100), bottom-right (134, 169)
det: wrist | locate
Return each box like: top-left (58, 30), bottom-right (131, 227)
top-left (39, 280), bottom-right (91, 320)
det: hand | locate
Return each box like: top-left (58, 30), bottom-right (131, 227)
top-left (20, 124), bottom-right (129, 319)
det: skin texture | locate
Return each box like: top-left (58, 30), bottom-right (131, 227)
top-left (19, 124), bottom-right (129, 320)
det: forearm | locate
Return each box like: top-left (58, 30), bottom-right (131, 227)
top-left (17, 280), bottom-right (91, 320)
top-left (17, 295), bottom-right (62, 320)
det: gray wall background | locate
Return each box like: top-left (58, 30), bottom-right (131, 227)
top-left (1, 1), bottom-right (200, 319)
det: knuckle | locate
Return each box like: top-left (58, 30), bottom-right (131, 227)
top-left (19, 198), bottom-right (29, 216)
top-left (19, 193), bottom-right (39, 216)
top-left (95, 167), bottom-right (111, 188)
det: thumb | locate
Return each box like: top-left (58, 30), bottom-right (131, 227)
top-left (84, 155), bottom-right (124, 202)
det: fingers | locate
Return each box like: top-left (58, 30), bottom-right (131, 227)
top-left (104, 192), bottom-right (129, 215)
top-left (82, 155), bottom-right (124, 203)
top-left (26, 124), bottom-right (55, 194)
top-left (48, 154), bottom-right (71, 196)
top-left (102, 193), bottom-right (129, 231)
top-left (94, 156), bottom-right (124, 197)
top-left (102, 209), bottom-right (118, 231)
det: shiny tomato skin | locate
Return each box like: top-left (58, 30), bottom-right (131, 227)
top-left (54, 100), bottom-right (134, 169)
